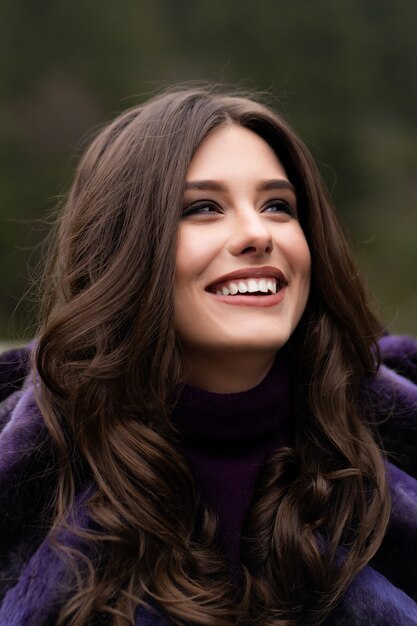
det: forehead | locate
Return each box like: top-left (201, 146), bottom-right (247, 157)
top-left (186, 124), bottom-right (289, 182)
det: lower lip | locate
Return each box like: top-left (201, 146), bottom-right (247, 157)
top-left (207, 287), bottom-right (286, 307)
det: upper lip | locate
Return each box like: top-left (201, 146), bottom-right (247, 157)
top-left (206, 266), bottom-right (288, 292)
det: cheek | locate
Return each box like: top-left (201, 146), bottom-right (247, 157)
top-left (174, 231), bottom-right (207, 330)
top-left (284, 229), bottom-right (311, 278)
top-left (175, 228), bottom-right (204, 280)
top-left (175, 227), bottom-right (220, 285)
top-left (175, 235), bottom-right (194, 283)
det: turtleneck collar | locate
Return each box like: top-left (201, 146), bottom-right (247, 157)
top-left (171, 348), bottom-right (292, 579)
top-left (172, 347), bottom-right (291, 443)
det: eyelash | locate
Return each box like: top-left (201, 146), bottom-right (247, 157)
top-left (182, 201), bottom-right (221, 218)
top-left (182, 199), bottom-right (297, 218)
top-left (263, 200), bottom-right (297, 217)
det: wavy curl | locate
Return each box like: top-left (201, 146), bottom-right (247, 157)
top-left (34, 86), bottom-right (390, 625)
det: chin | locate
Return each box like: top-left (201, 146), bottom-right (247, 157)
top-left (233, 327), bottom-right (294, 348)
top-left (217, 335), bottom-right (291, 354)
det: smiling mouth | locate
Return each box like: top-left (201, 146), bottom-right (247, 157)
top-left (207, 276), bottom-right (286, 296)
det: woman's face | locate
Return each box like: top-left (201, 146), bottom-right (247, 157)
top-left (174, 124), bottom-right (311, 371)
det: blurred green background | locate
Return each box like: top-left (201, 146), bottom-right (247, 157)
top-left (1, 0), bottom-right (416, 342)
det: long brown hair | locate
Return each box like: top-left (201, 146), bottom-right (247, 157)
top-left (34, 86), bottom-right (390, 625)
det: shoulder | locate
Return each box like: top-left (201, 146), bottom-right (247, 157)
top-left (363, 335), bottom-right (417, 479)
top-left (322, 336), bottom-right (417, 623)
top-left (0, 344), bottom-right (57, 604)
top-left (357, 335), bottom-right (417, 616)
top-left (0, 343), bottom-right (53, 493)
top-left (378, 334), bottom-right (417, 382)
top-left (0, 344), bottom-right (33, 430)
top-left (368, 334), bottom-right (417, 411)
top-left (0, 344), bottom-right (32, 394)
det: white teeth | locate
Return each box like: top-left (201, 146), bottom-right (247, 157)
top-left (268, 279), bottom-right (277, 294)
top-left (259, 279), bottom-right (268, 293)
top-left (214, 277), bottom-right (279, 295)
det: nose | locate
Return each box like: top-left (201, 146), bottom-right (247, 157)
top-left (228, 209), bottom-right (274, 258)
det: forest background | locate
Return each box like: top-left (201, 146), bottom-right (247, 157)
top-left (1, 0), bottom-right (416, 343)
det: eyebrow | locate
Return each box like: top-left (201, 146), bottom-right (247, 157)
top-left (257, 179), bottom-right (296, 193)
top-left (184, 180), bottom-right (227, 192)
top-left (184, 179), bottom-right (296, 194)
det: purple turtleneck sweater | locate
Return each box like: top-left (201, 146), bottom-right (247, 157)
top-left (171, 349), bottom-right (291, 574)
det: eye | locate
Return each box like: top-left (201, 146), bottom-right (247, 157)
top-left (182, 201), bottom-right (222, 219)
top-left (262, 199), bottom-right (297, 217)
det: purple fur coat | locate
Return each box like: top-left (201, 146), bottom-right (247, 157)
top-left (0, 335), bottom-right (417, 625)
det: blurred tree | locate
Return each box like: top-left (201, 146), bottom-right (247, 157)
top-left (0, 0), bottom-right (416, 339)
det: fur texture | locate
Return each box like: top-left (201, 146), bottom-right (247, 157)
top-left (0, 336), bottom-right (417, 625)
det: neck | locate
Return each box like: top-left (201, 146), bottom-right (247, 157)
top-left (181, 350), bottom-right (277, 393)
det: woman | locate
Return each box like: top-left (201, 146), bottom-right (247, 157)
top-left (0, 86), bottom-right (416, 625)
